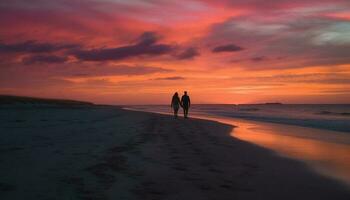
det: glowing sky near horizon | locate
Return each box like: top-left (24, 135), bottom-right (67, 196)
top-left (0, 0), bottom-right (350, 104)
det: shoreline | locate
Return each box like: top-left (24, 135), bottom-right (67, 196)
top-left (0, 105), bottom-right (349, 199)
top-left (126, 107), bottom-right (350, 187)
top-left (125, 104), bottom-right (350, 133)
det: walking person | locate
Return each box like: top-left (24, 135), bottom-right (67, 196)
top-left (181, 91), bottom-right (191, 118)
top-left (171, 92), bottom-right (181, 118)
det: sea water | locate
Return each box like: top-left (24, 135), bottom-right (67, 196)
top-left (129, 104), bottom-right (350, 132)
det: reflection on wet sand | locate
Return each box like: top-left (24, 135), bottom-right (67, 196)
top-left (217, 117), bottom-right (350, 187)
top-left (125, 107), bottom-right (350, 188)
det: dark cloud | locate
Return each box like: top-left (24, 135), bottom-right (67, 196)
top-left (22, 55), bottom-right (68, 64)
top-left (212, 44), bottom-right (244, 53)
top-left (176, 47), bottom-right (200, 60)
top-left (232, 56), bottom-right (268, 63)
top-left (73, 32), bottom-right (174, 61)
top-left (251, 56), bottom-right (267, 62)
top-left (0, 40), bottom-right (79, 54)
top-left (137, 32), bottom-right (159, 46)
top-left (152, 76), bottom-right (186, 80)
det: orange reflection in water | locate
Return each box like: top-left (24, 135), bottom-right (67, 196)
top-left (222, 118), bottom-right (350, 187)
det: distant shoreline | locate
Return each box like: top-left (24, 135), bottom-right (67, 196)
top-left (0, 95), bottom-right (94, 106)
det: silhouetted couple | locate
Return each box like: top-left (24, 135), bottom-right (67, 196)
top-left (171, 91), bottom-right (191, 118)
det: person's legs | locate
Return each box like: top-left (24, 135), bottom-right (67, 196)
top-left (173, 105), bottom-right (179, 118)
top-left (183, 106), bottom-right (188, 118)
top-left (174, 108), bottom-right (178, 118)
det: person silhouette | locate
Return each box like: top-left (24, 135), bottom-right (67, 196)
top-left (180, 91), bottom-right (191, 118)
top-left (171, 92), bottom-right (181, 118)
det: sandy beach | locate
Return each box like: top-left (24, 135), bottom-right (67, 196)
top-left (1, 105), bottom-right (349, 200)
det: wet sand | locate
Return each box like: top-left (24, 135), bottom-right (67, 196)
top-left (0, 106), bottom-right (349, 199)
top-left (127, 106), bottom-right (350, 187)
top-left (228, 118), bottom-right (350, 187)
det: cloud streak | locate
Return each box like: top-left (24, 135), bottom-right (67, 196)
top-left (0, 40), bottom-right (78, 54)
top-left (73, 32), bottom-right (174, 61)
top-left (22, 55), bottom-right (68, 64)
top-left (151, 76), bottom-right (186, 80)
top-left (212, 44), bottom-right (244, 53)
top-left (176, 47), bottom-right (200, 60)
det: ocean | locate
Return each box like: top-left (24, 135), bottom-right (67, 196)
top-left (128, 104), bottom-right (350, 133)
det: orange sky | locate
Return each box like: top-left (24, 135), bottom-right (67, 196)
top-left (0, 0), bottom-right (349, 104)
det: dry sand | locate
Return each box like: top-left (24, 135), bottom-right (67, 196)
top-left (0, 105), bottom-right (349, 199)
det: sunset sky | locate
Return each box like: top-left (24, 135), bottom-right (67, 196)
top-left (1, 0), bottom-right (350, 104)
